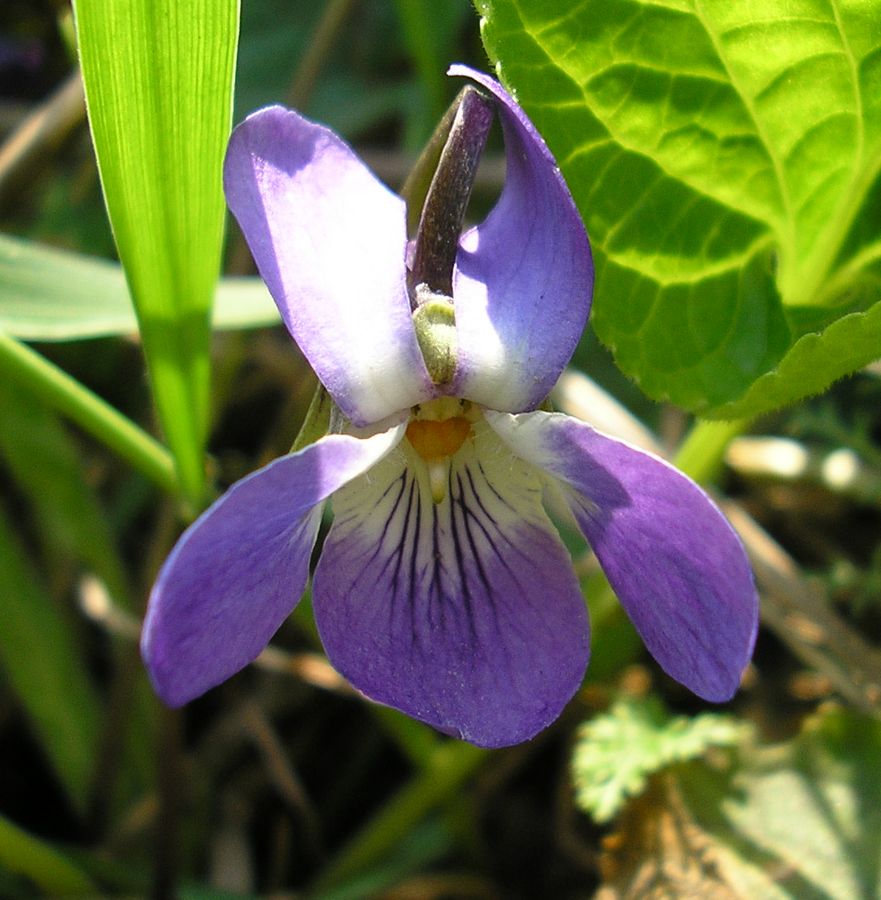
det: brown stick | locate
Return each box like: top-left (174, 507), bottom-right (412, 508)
top-left (0, 69), bottom-right (85, 210)
top-left (724, 501), bottom-right (881, 712)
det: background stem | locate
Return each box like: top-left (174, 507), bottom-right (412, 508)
top-left (674, 417), bottom-right (753, 485)
top-left (313, 742), bottom-right (487, 891)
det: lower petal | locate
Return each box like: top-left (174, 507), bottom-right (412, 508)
top-left (313, 420), bottom-right (589, 747)
top-left (142, 425), bottom-right (405, 706)
top-left (486, 410), bottom-right (758, 702)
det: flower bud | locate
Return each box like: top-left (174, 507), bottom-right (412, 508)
top-left (412, 283), bottom-right (456, 384)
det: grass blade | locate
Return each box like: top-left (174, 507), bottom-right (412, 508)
top-left (73, 0), bottom-right (240, 505)
top-left (0, 507), bottom-right (101, 813)
top-left (0, 813), bottom-right (96, 895)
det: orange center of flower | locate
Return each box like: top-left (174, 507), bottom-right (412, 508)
top-left (405, 416), bottom-right (471, 461)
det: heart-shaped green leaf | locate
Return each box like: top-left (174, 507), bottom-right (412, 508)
top-left (478, 0), bottom-right (881, 416)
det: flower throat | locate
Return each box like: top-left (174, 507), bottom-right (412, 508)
top-left (405, 398), bottom-right (478, 503)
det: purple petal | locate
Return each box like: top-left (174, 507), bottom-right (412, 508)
top-left (313, 420), bottom-right (589, 747)
top-left (142, 426), bottom-right (405, 706)
top-left (487, 410), bottom-right (758, 701)
top-left (224, 107), bottom-right (434, 425)
top-left (448, 66), bottom-right (593, 412)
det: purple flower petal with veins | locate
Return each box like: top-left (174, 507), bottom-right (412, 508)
top-left (142, 66), bottom-right (758, 748)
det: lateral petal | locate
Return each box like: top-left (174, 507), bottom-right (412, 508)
top-left (449, 66), bottom-right (593, 411)
top-left (487, 410), bottom-right (758, 702)
top-left (224, 106), bottom-right (433, 424)
top-left (313, 419), bottom-right (589, 747)
top-left (142, 425), bottom-right (406, 706)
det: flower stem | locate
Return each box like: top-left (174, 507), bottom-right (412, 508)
top-left (0, 333), bottom-right (178, 495)
top-left (674, 417), bottom-right (753, 486)
top-left (400, 89), bottom-right (465, 233)
top-left (312, 741), bottom-right (488, 892)
top-left (283, 0), bottom-right (355, 111)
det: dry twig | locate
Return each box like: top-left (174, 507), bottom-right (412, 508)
top-left (0, 69), bottom-right (85, 210)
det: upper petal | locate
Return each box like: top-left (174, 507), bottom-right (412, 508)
top-left (224, 106), bottom-right (434, 424)
top-left (142, 425), bottom-right (405, 706)
top-left (449, 66), bottom-right (593, 411)
top-left (313, 418), bottom-right (589, 747)
top-left (487, 410), bottom-right (758, 702)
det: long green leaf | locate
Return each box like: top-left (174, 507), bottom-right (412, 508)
top-left (0, 234), bottom-right (279, 341)
top-left (0, 507), bottom-right (101, 813)
top-left (73, 0), bottom-right (240, 505)
top-left (0, 813), bottom-right (96, 895)
top-left (0, 382), bottom-right (156, 803)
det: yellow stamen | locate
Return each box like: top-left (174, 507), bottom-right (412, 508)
top-left (405, 404), bottom-right (475, 504)
top-left (405, 416), bottom-right (471, 461)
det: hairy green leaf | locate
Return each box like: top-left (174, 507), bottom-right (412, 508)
top-left (572, 696), bottom-right (747, 823)
top-left (479, 0), bottom-right (881, 416)
top-left (595, 708), bottom-right (881, 898)
top-left (683, 707), bottom-right (881, 898)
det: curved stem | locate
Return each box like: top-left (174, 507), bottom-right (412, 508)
top-left (0, 333), bottom-right (178, 496)
top-left (0, 812), bottom-right (96, 895)
top-left (408, 87), bottom-right (493, 298)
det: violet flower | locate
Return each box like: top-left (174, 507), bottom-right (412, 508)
top-left (141, 66), bottom-right (758, 748)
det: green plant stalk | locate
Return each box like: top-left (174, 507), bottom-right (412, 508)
top-left (284, 0), bottom-right (356, 110)
top-left (0, 812), bottom-right (96, 895)
top-left (674, 417), bottom-right (752, 486)
top-left (313, 741), bottom-right (487, 891)
top-left (0, 333), bottom-right (177, 495)
top-left (370, 707), bottom-right (441, 768)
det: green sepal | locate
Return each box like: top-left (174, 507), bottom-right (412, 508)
top-left (412, 288), bottom-right (457, 385)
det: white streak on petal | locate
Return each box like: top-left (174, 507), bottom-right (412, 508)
top-left (224, 106), bottom-right (434, 424)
